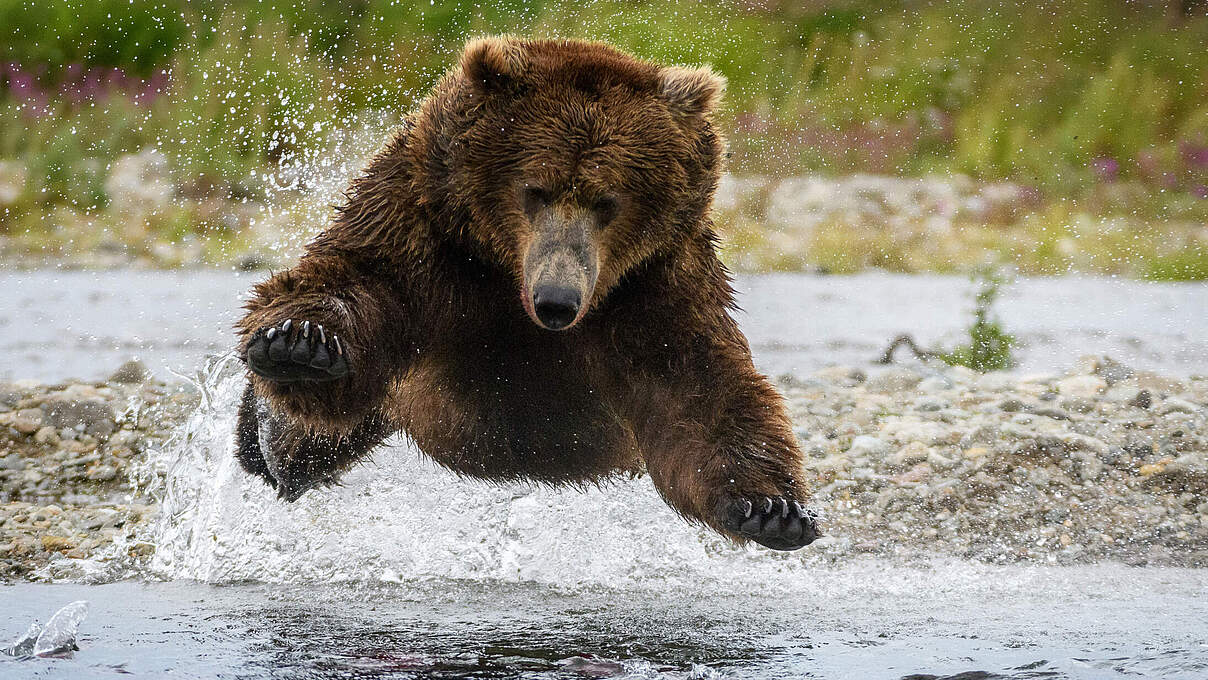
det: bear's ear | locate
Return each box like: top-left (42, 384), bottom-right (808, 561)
top-left (657, 65), bottom-right (725, 120)
top-left (460, 36), bottom-right (528, 93)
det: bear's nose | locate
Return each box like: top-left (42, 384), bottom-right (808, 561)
top-left (532, 285), bottom-right (581, 330)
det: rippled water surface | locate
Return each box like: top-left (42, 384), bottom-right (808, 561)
top-left (4, 568), bottom-right (1208, 679)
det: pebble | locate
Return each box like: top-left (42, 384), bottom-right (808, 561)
top-left (109, 359), bottom-right (151, 384)
top-left (848, 435), bottom-right (890, 457)
top-left (0, 454), bottom-right (25, 471)
top-left (1158, 398), bottom-right (1200, 415)
top-left (1127, 389), bottom-right (1153, 409)
top-left (1055, 375), bottom-right (1106, 398)
top-left (86, 465), bottom-right (118, 482)
top-left (1061, 397), bottom-right (1097, 414)
top-left (866, 368), bottom-right (922, 393)
top-left (7, 409), bottom-right (43, 435)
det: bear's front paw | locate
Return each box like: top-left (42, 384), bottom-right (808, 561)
top-left (245, 319), bottom-right (350, 383)
top-left (719, 496), bottom-right (820, 551)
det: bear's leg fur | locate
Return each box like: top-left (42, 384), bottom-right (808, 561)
top-left (234, 256), bottom-right (410, 499)
top-left (235, 382), bottom-right (394, 501)
top-left (634, 337), bottom-right (819, 551)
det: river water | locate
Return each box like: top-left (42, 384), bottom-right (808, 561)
top-left (0, 270), bottom-right (1205, 383)
top-left (1, 270), bottom-right (1207, 679)
top-left (4, 569), bottom-right (1208, 679)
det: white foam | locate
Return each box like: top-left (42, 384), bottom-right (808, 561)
top-left (142, 355), bottom-right (827, 588)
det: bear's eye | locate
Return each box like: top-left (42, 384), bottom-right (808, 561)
top-left (592, 195), bottom-right (619, 225)
top-left (522, 186), bottom-right (551, 217)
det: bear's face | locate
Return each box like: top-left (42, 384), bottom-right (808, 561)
top-left (448, 38), bottom-right (725, 331)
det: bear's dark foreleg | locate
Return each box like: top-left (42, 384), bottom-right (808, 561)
top-left (236, 258), bottom-right (412, 436)
top-left (235, 381), bottom-right (394, 501)
top-left (632, 330), bottom-right (819, 551)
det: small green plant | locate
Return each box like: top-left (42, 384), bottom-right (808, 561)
top-left (938, 267), bottom-right (1016, 372)
top-left (878, 265), bottom-right (1016, 372)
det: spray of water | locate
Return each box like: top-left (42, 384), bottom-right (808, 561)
top-left (134, 354), bottom-right (843, 589)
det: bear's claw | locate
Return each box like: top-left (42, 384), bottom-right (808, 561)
top-left (245, 319), bottom-right (350, 382)
top-left (720, 495), bottom-right (820, 551)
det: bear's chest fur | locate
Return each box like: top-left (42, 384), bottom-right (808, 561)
top-left (385, 295), bottom-right (644, 483)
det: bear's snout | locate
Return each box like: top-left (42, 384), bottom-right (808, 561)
top-left (532, 284), bottom-right (581, 330)
top-left (522, 208), bottom-right (599, 331)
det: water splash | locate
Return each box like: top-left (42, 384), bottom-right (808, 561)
top-left (139, 355), bottom-right (839, 589)
top-left (32, 601), bottom-right (89, 658)
top-left (3, 622), bottom-right (41, 657)
top-left (4, 601), bottom-right (89, 659)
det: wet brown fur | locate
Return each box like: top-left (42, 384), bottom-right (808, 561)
top-left (235, 37), bottom-right (808, 539)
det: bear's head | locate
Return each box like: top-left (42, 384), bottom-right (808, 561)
top-left (429, 36), bottom-right (726, 331)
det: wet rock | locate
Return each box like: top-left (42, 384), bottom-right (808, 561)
top-left (1069, 451), bottom-right (1104, 482)
top-left (40, 536), bottom-right (76, 553)
top-left (1, 454), bottom-right (25, 471)
top-left (958, 425), bottom-right (999, 449)
top-left (999, 397), bottom-right (1028, 413)
top-left (1127, 389), bottom-right (1153, 409)
top-left (1091, 356), bottom-right (1134, 386)
top-left (890, 442), bottom-right (931, 467)
top-left (916, 397), bottom-right (946, 412)
top-left (849, 435), bottom-right (891, 458)
top-left (85, 465), bottom-right (117, 482)
top-left (1061, 397), bottom-right (1096, 414)
top-left (866, 368), bottom-right (922, 393)
top-left (1158, 398), bottom-right (1200, 416)
top-left (1032, 406), bottom-right (1072, 421)
top-left (1056, 375), bottom-right (1106, 398)
top-left (43, 399), bottom-right (115, 438)
top-left (33, 426), bottom-right (60, 445)
top-left (2, 408), bottom-right (44, 435)
top-left (108, 360), bottom-right (151, 385)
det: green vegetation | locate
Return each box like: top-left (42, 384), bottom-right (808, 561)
top-left (876, 266), bottom-right (1016, 372)
top-left (1, 0), bottom-right (1206, 273)
top-left (939, 268), bottom-right (1017, 372)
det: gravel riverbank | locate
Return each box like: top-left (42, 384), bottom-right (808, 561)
top-left (0, 363), bottom-right (197, 580)
top-left (789, 356), bottom-right (1208, 566)
top-left (1, 357), bottom-right (1205, 581)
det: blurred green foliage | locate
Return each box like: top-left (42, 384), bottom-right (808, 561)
top-left (940, 268), bottom-right (1016, 373)
top-left (1, 0), bottom-right (1206, 272)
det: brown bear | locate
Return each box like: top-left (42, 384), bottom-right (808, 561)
top-left (234, 36), bottom-right (818, 551)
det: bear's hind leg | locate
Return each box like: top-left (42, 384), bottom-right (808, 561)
top-left (235, 382), bottom-right (394, 501)
top-left (235, 381), bottom-right (277, 490)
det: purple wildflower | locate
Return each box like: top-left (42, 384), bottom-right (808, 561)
top-left (1181, 142), bottom-right (1208, 170)
top-left (1091, 156), bottom-right (1120, 183)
